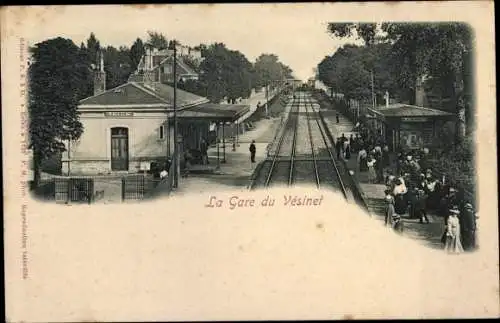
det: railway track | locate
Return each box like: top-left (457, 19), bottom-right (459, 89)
top-left (249, 92), bottom-right (349, 198)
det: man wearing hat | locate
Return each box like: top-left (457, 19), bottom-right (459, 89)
top-left (438, 186), bottom-right (457, 221)
top-left (426, 173), bottom-right (440, 210)
top-left (416, 188), bottom-right (429, 223)
top-left (460, 203), bottom-right (477, 251)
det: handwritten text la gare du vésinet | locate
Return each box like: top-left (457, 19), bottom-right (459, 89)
top-left (205, 194), bottom-right (324, 210)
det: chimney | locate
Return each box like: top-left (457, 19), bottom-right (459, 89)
top-left (142, 46), bottom-right (155, 89)
top-left (100, 50), bottom-right (104, 72)
top-left (93, 50), bottom-right (106, 95)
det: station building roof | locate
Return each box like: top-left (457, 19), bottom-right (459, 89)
top-left (369, 104), bottom-right (454, 118)
top-left (79, 82), bottom-right (208, 110)
top-left (78, 82), bottom-right (249, 122)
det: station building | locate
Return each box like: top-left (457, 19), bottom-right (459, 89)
top-left (62, 48), bottom-right (249, 175)
top-left (366, 103), bottom-right (455, 151)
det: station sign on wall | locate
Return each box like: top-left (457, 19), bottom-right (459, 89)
top-left (401, 117), bottom-right (429, 122)
top-left (104, 112), bottom-right (134, 117)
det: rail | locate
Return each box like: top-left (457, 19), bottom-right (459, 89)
top-left (257, 97), bottom-right (298, 188)
top-left (314, 94), bottom-right (369, 210)
top-left (307, 95), bottom-right (348, 200)
top-left (266, 98), bottom-right (292, 158)
top-left (288, 95), bottom-right (299, 186)
top-left (304, 95), bottom-right (321, 189)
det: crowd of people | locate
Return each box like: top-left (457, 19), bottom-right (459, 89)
top-left (335, 121), bottom-right (478, 254)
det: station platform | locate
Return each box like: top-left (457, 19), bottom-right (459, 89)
top-left (171, 115), bottom-right (283, 196)
top-left (320, 98), bottom-right (446, 249)
top-left (235, 88), bottom-right (280, 124)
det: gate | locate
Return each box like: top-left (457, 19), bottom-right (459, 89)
top-left (121, 174), bottom-right (161, 201)
top-left (54, 177), bottom-right (94, 204)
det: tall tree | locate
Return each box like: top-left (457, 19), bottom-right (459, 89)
top-left (252, 53), bottom-right (293, 91)
top-left (381, 22), bottom-right (474, 141)
top-left (147, 31), bottom-right (169, 49)
top-left (28, 37), bottom-right (88, 187)
top-left (327, 23), bottom-right (378, 46)
top-left (199, 43), bottom-right (254, 102)
top-left (129, 38), bottom-right (144, 71)
top-left (103, 45), bottom-right (133, 89)
top-left (85, 32), bottom-right (101, 65)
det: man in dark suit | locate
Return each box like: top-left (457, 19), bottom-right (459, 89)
top-left (460, 203), bottom-right (477, 251)
top-left (249, 140), bottom-right (256, 163)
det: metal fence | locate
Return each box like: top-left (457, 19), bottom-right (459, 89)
top-left (31, 172), bottom-right (168, 204)
top-left (121, 175), bottom-right (162, 201)
top-left (55, 177), bottom-right (94, 204)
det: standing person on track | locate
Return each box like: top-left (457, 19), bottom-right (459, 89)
top-left (249, 140), bottom-right (256, 163)
top-left (336, 113), bottom-right (340, 123)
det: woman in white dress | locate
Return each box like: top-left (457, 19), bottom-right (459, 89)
top-left (444, 208), bottom-right (464, 254)
top-left (367, 156), bottom-right (377, 183)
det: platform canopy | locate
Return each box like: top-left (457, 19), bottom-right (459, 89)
top-left (368, 104), bottom-right (455, 121)
top-left (177, 103), bottom-right (250, 123)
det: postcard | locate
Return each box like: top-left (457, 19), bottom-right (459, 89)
top-left (2, 2), bottom-right (499, 321)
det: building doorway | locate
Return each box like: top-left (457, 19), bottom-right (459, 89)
top-left (111, 127), bottom-right (129, 171)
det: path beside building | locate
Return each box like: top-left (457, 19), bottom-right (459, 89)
top-left (173, 106), bottom-right (286, 195)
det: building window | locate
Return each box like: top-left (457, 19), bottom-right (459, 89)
top-left (159, 125), bottom-right (165, 140)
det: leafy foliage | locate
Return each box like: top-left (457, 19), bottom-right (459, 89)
top-left (199, 43), bottom-right (254, 102)
top-left (383, 23), bottom-right (473, 139)
top-left (327, 23), bottom-right (377, 46)
top-left (85, 32), bottom-right (100, 67)
top-left (428, 136), bottom-right (475, 191)
top-left (323, 22), bottom-right (474, 138)
top-left (253, 54), bottom-right (293, 88)
top-left (318, 43), bottom-right (398, 102)
top-left (129, 38), bottom-right (145, 71)
top-left (147, 31), bottom-right (169, 49)
top-left (322, 22), bottom-right (476, 192)
top-left (103, 45), bottom-right (134, 89)
top-left (29, 37), bottom-right (89, 185)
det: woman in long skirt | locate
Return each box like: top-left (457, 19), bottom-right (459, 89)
top-left (367, 156), bottom-right (377, 183)
top-left (358, 148), bottom-right (368, 172)
top-left (444, 208), bottom-right (464, 254)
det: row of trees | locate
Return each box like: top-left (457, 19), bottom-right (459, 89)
top-left (318, 22), bottom-right (474, 139)
top-left (28, 31), bottom-right (294, 186)
top-left (84, 31), bottom-right (295, 103)
top-left (178, 44), bottom-right (294, 103)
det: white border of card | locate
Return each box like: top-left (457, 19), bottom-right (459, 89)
top-left (2, 3), bottom-right (499, 321)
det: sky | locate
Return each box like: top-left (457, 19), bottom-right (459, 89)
top-left (21, 4), bottom-right (363, 81)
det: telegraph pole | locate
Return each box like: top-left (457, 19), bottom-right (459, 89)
top-left (371, 70), bottom-right (375, 109)
top-left (265, 82), bottom-right (269, 117)
top-left (173, 43), bottom-right (180, 188)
